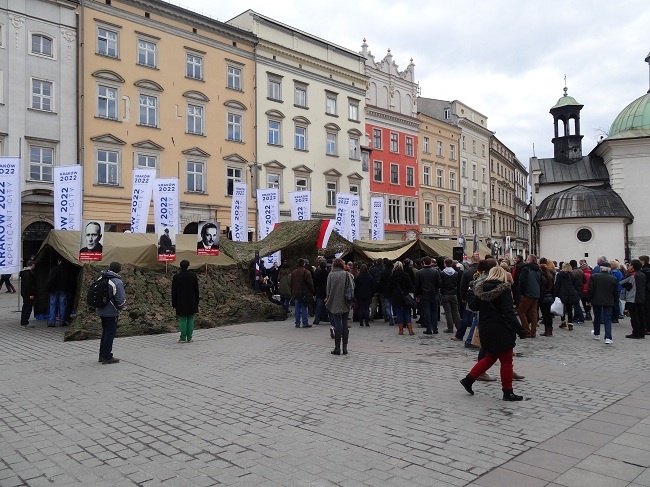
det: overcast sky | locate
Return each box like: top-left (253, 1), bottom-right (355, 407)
top-left (171, 0), bottom-right (649, 169)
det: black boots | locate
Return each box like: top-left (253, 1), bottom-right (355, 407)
top-left (503, 389), bottom-right (524, 401)
top-left (342, 327), bottom-right (349, 355)
top-left (460, 375), bottom-right (475, 395)
top-left (585, 310), bottom-right (593, 321)
top-left (332, 330), bottom-right (341, 355)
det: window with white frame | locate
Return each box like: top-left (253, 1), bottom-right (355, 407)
top-left (423, 165), bottom-right (431, 186)
top-left (373, 161), bottom-right (382, 181)
top-left (472, 219), bottom-right (477, 235)
top-left (268, 76), bottom-right (281, 100)
top-left (187, 54), bottom-right (203, 80)
top-left (349, 136), bottom-right (360, 159)
top-left (436, 140), bottom-right (443, 157)
top-left (227, 65), bottom-right (243, 90)
top-left (29, 145), bottom-right (54, 181)
top-left (406, 166), bottom-right (414, 186)
top-left (390, 163), bottom-right (398, 184)
top-left (449, 172), bottom-right (456, 191)
top-left (472, 189), bottom-right (478, 206)
top-left (405, 137), bottom-right (414, 157)
top-left (226, 166), bottom-right (242, 196)
top-left (349, 183), bottom-right (359, 196)
top-left (294, 83), bottom-right (307, 107)
top-left (436, 168), bottom-right (444, 188)
top-left (227, 112), bottom-right (242, 142)
top-left (472, 139), bottom-right (476, 154)
top-left (450, 206), bottom-right (457, 228)
top-left (138, 94), bottom-right (157, 127)
top-left (388, 197), bottom-right (400, 224)
top-left (187, 161), bottom-right (204, 193)
top-left (472, 163), bottom-right (477, 180)
top-left (97, 149), bottom-right (119, 185)
top-left (461, 217), bottom-right (467, 235)
top-left (295, 176), bottom-right (309, 191)
top-left (423, 136), bottom-right (430, 153)
top-left (481, 221), bottom-right (487, 236)
top-left (390, 132), bottom-right (398, 152)
top-left (372, 128), bottom-right (382, 149)
top-left (482, 191), bottom-right (487, 207)
top-left (325, 92), bottom-right (337, 115)
top-left (462, 187), bottom-right (467, 205)
top-left (31, 34), bottom-right (53, 57)
top-left (137, 39), bottom-right (156, 68)
top-left (405, 200), bottom-right (416, 225)
top-left (136, 153), bottom-right (157, 170)
top-left (97, 85), bottom-right (117, 120)
top-left (267, 173), bottom-right (280, 189)
top-left (450, 144), bottom-right (456, 160)
top-left (268, 119), bottom-right (281, 145)
top-left (187, 104), bottom-right (203, 135)
top-left (97, 27), bottom-right (118, 58)
top-left (438, 204), bottom-right (444, 226)
top-left (295, 125), bottom-right (306, 150)
top-left (482, 144), bottom-right (486, 157)
top-left (462, 135), bottom-right (466, 150)
top-left (326, 132), bottom-right (337, 155)
top-left (444, 108), bottom-right (451, 119)
top-left (348, 100), bottom-right (359, 121)
top-left (424, 202), bottom-right (432, 225)
top-left (326, 181), bottom-right (337, 207)
top-left (482, 166), bottom-right (487, 183)
top-left (32, 79), bottom-right (53, 111)
top-left (461, 160), bottom-right (467, 177)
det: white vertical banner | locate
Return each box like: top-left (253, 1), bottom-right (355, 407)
top-left (370, 197), bottom-right (385, 241)
top-left (257, 188), bottom-right (280, 268)
top-left (153, 178), bottom-right (180, 235)
top-left (289, 190), bottom-right (311, 221)
top-left (334, 193), bottom-right (352, 239)
top-left (231, 182), bottom-right (248, 242)
top-left (53, 165), bottom-right (83, 231)
top-left (349, 195), bottom-right (361, 241)
top-left (130, 168), bottom-right (156, 233)
top-left (0, 157), bottom-right (21, 274)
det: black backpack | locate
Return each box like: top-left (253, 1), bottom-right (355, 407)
top-left (86, 276), bottom-right (113, 308)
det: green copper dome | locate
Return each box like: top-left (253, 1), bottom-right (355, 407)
top-left (608, 92), bottom-right (650, 138)
top-left (551, 93), bottom-right (581, 109)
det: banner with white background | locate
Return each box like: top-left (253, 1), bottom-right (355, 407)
top-left (289, 190), bottom-right (311, 221)
top-left (370, 197), bottom-right (384, 241)
top-left (231, 182), bottom-right (248, 242)
top-left (257, 188), bottom-right (280, 268)
top-left (54, 165), bottom-right (82, 231)
top-left (0, 158), bottom-right (21, 274)
top-left (349, 195), bottom-right (360, 241)
top-left (153, 178), bottom-right (180, 235)
top-left (334, 193), bottom-right (352, 239)
top-left (130, 168), bottom-right (156, 233)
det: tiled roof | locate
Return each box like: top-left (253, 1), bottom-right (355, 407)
top-left (536, 156), bottom-right (609, 185)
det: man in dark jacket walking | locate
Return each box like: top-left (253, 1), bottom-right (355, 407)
top-left (172, 259), bottom-right (200, 343)
top-left (96, 262), bottom-right (126, 364)
top-left (379, 259), bottom-right (394, 326)
top-left (369, 259), bottom-right (384, 320)
top-left (454, 255), bottom-right (479, 342)
top-left (415, 256), bottom-right (442, 334)
top-left (291, 259), bottom-right (314, 328)
top-left (46, 257), bottom-right (69, 327)
top-left (20, 261), bottom-right (37, 326)
top-left (518, 255), bottom-right (541, 337)
top-left (587, 262), bottom-right (618, 344)
top-left (440, 259), bottom-right (461, 333)
top-left (312, 261), bottom-right (329, 324)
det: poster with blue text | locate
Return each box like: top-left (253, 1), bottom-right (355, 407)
top-left (54, 165), bottom-right (82, 231)
top-left (256, 188), bottom-right (280, 268)
top-left (153, 178), bottom-right (180, 236)
top-left (0, 158), bottom-right (21, 274)
top-left (130, 168), bottom-right (156, 233)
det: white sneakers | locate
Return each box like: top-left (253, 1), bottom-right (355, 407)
top-left (591, 330), bottom-right (600, 340)
top-left (605, 338), bottom-right (613, 345)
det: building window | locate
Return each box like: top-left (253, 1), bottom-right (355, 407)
top-left (97, 27), bottom-right (118, 58)
top-left (373, 161), bottom-right (382, 182)
top-left (406, 166), bottom-right (414, 187)
top-left (577, 228), bottom-right (593, 243)
top-left (137, 39), bottom-right (156, 68)
top-left (97, 149), bottom-right (119, 185)
top-left (405, 200), bottom-right (416, 225)
top-left (472, 219), bottom-right (477, 235)
top-left (472, 189), bottom-right (478, 206)
top-left (326, 181), bottom-right (337, 207)
top-left (424, 202), bottom-right (432, 226)
top-left (349, 136), bottom-right (360, 159)
top-left (390, 163), bottom-right (399, 184)
top-left (461, 160), bottom-right (467, 177)
top-left (482, 144), bottom-right (486, 157)
top-left (295, 125), bottom-right (306, 150)
top-left (226, 167), bottom-right (242, 196)
top-left (267, 173), bottom-right (280, 189)
top-left (461, 218), bottom-right (467, 235)
top-left (32, 79), bottom-right (53, 111)
top-left (29, 146), bottom-right (54, 181)
top-left (444, 108), bottom-right (451, 119)
top-left (462, 187), bottom-right (467, 205)
top-left (373, 128), bottom-right (382, 149)
top-left (436, 140), bottom-right (443, 157)
top-left (326, 92), bottom-right (337, 115)
top-left (482, 166), bottom-right (486, 183)
top-left (349, 183), bottom-right (359, 196)
top-left (389, 198), bottom-right (400, 224)
top-left (227, 65), bottom-right (242, 90)
top-left (449, 172), bottom-right (456, 191)
top-left (462, 135), bottom-right (466, 150)
top-left (227, 112), bottom-right (242, 142)
top-left (268, 77), bottom-right (281, 101)
top-left (295, 176), bottom-right (309, 191)
top-left (138, 94), bottom-right (157, 127)
top-left (187, 161), bottom-right (204, 193)
top-left (390, 133), bottom-right (398, 152)
top-left (187, 54), bottom-right (203, 80)
top-left (438, 204), bottom-right (444, 226)
top-left (268, 119), bottom-right (281, 145)
top-left (405, 137), bottom-right (414, 157)
top-left (491, 183), bottom-right (495, 200)
top-left (450, 206), bottom-right (457, 228)
top-left (423, 136), bottom-right (430, 153)
top-left (97, 85), bottom-right (117, 120)
top-left (423, 166), bottom-right (431, 186)
top-left (436, 169), bottom-right (443, 188)
top-left (482, 191), bottom-right (487, 207)
top-left (31, 34), bottom-right (53, 57)
top-left (295, 84), bottom-right (307, 107)
top-left (137, 154), bottom-right (157, 169)
top-left (187, 104), bottom-right (203, 135)
top-left (472, 164), bottom-right (477, 180)
top-left (326, 132), bottom-right (337, 155)
top-left (348, 100), bottom-right (359, 121)
top-left (472, 140), bottom-right (476, 154)
top-left (481, 221), bottom-right (487, 236)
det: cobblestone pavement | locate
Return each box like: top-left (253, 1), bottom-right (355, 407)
top-left (1, 291), bottom-right (650, 486)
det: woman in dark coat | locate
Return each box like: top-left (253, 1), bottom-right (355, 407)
top-left (460, 265), bottom-right (527, 401)
top-left (171, 260), bottom-right (200, 343)
top-left (538, 258), bottom-right (556, 336)
top-left (387, 261), bottom-right (415, 335)
top-left (554, 263), bottom-right (580, 330)
top-left (354, 264), bottom-right (375, 327)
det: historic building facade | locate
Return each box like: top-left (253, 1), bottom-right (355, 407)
top-left (512, 156), bottom-right (530, 259)
top-left (363, 41), bottom-right (419, 240)
top-left (489, 135), bottom-right (517, 258)
top-left (0, 0), bottom-right (77, 258)
top-left (228, 10), bottom-right (369, 236)
top-left (79, 0), bottom-right (257, 236)
top-left (416, 111), bottom-right (461, 241)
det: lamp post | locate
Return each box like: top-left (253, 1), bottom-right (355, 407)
top-left (248, 161), bottom-right (259, 241)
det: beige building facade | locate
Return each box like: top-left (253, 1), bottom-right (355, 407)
top-left (489, 135), bottom-right (517, 258)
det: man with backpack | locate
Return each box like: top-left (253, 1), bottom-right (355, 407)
top-left (89, 262), bottom-right (126, 364)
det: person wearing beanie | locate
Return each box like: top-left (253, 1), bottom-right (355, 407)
top-left (96, 262), bottom-right (126, 364)
top-left (586, 261), bottom-right (618, 344)
top-left (579, 260), bottom-right (593, 321)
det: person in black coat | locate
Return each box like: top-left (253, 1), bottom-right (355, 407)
top-left (171, 260), bottom-right (200, 343)
top-left (354, 264), bottom-right (375, 327)
top-left (312, 262), bottom-right (329, 325)
top-left (460, 265), bottom-right (527, 401)
top-left (379, 259), bottom-right (394, 325)
top-left (554, 263), bottom-right (580, 330)
top-left (387, 261), bottom-right (414, 335)
top-left (586, 262), bottom-right (619, 343)
top-left (20, 261), bottom-right (37, 326)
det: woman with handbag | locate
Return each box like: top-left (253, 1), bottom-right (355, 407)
top-left (460, 265), bottom-right (528, 401)
top-left (554, 263), bottom-right (580, 330)
top-left (387, 261), bottom-right (415, 336)
top-left (326, 258), bottom-right (355, 355)
top-left (538, 258), bottom-right (556, 336)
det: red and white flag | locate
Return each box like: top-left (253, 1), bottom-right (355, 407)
top-left (317, 219), bottom-right (336, 249)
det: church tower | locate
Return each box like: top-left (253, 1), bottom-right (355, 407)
top-left (550, 86), bottom-right (584, 163)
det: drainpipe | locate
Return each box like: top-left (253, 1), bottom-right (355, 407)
top-left (78, 1), bottom-right (85, 175)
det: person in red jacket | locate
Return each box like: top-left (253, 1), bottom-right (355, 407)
top-left (579, 260), bottom-right (592, 321)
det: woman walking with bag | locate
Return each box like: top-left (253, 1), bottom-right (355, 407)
top-left (326, 258), bottom-right (354, 355)
top-left (387, 261), bottom-right (415, 336)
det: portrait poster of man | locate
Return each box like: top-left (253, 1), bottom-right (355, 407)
top-left (197, 221), bottom-right (220, 256)
top-left (157, 227), bottom-right (176, 262)
top-left (79, 220), bottom-right (105, 262)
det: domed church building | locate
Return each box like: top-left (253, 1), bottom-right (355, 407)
top-left (530, 52), bottom-right (650, 264)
